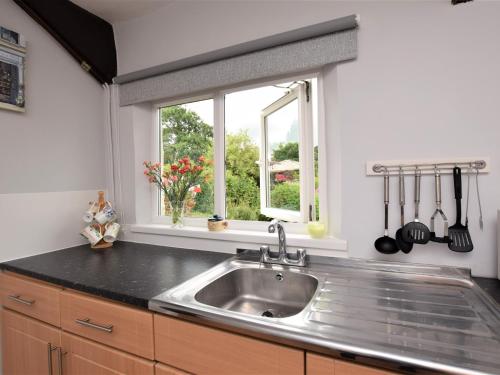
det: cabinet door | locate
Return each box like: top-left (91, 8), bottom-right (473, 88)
top-left (155, 314), bottom-right (304, 375)
top-left (2, 309), bottom-right (61, 375)
top-left (306, 353), bottom-right (399, 375)
top-left (61, 332), bottom-right (155, 375)
top-left (306, 353), bottom-right (335, 375)
top-left (335, 360), bottom-right (398, 375)
top-left (156, 363), bottom-right (190, 375)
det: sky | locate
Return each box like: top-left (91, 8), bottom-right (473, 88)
top-left (175, 78), bottom-right (318, 151)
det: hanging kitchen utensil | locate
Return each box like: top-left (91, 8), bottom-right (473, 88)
top-left (402, 168), bottom-right (431, 244)
top-left (465, 165), bottom-right (471, 228)
top-left (449, 167), bottom-right (473, 252)
top-left (374, 170), bottom-right (399, 254)
top-left (475, 168), bottom-right (484, 231)
top-left (430, 168), bottom-right (451, 243)
top-left (395, 168), bottom-right (413, 253)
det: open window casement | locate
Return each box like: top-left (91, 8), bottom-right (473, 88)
top-left (259, 82), bottom-right (315, 223)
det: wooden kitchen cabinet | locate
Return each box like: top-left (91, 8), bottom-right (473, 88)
top-left (306, 352), bottom-right (335, 375)
top-left (2, 309), bottom-right (61, 375)
top-left (154, 314), bottom-right (304, 375)
top-left (60, 290), bottom-right (154, 359)
top-left (0, 272), bottom-right (62, 327)
top-left (335, 360), bottom-right (398, 375)
top-left (0, 271), bottom-right (406, 375)
top-left (61, 332), bottom-right (155, 375)
top-left (155, 363), bottom-right (190, 375)
top-left (306, 352), bottom-right (399, 375)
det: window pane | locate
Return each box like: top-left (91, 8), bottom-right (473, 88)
top-left (159, 99), bottom-right (214, 218)
top-left (225, 85), bottom-right (290, 221)
top-left (265, 98), bottom-right (300, 212)
top-left (225, 80), bottom-right (315, 221)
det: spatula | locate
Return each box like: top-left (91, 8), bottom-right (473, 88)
top-left (448, 167), bottom-right (473, 252)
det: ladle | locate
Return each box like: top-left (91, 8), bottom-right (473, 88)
top-left (374, 170), bottom-right (399, 254)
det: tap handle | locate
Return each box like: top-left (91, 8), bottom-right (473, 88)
top-left (297, 248), bottom-right (306, 259)
top-left (282, 248), bottom-right (307, 266)
top-left (268, 219), bottom-right (281, 233)
top-left (259, 245), bottom-right (272, 263)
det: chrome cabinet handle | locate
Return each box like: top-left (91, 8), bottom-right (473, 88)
top-left (47, 343), bottom-right (56, 375)
top-left (57, 347), bottom-right (65, 375)
top-left (8, 294), bottom-right (35, 306)
top-left (75, 317), bottom-right (113, 333)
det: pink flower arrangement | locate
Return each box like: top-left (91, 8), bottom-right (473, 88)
top-left (143, 155), bottom-right (209, 206)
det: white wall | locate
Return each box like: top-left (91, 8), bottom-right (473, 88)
top-left (113, 0), bottom-right (500, 277)
top-left (0, 1), bottom-right (107, 261)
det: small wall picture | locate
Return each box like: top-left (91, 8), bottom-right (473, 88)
top-left (0, 26), bottom-right (26, 113)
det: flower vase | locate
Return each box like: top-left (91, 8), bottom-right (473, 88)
top-left (168, 199), bottom-right (186, 228)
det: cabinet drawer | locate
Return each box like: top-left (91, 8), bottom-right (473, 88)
top-left (156, 363), bottom-right (190, 375)
top-left (154, 314), bottom-right (304, 375)
top-left (335, 360), bottom-right (398, 375)
top-left (306, 353), bottom-right (335, 375)
top-left (60, 290), bottom-right (154, 359)
top-left (62, 332), bottom-right (155, 374)
top-left (0, 272), bottom-right (61, 326)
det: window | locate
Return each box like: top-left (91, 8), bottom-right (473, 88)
top-left (155, 75), bottom-right (322, 226)
top-left (260, 83), bottom-right (314, 222)
top-left (158, 99), bottom-right (214, 218)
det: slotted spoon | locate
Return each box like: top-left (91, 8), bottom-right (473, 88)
top-left (402, 169), bottom-right (430, 244)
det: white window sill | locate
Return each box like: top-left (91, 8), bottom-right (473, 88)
top-left (129, 224), bottom-right (347, 252)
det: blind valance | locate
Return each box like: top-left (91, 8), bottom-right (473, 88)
top-left (117, 15), bottom-right (359, 106)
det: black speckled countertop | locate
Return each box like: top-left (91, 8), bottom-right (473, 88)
top-left (1, 241), bottom-right (499, 310)
top-left (0, 241), bottom-right (232, 308)
top-left (473, 276), bottom-right (500, 305)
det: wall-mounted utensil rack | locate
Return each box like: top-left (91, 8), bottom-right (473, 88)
top-left (366, 157), bottom-right (489, 176)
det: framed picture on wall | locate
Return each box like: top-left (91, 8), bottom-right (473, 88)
top-left (0, 26), bottom-right (26, 113)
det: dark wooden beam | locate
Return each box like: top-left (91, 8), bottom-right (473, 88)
top-left (14, 0), bottom-right (117, 84)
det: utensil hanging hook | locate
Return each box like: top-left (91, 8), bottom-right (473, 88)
top-left (475, 167), bottom-right (484, 231)
top-left (372, 159), bottom-right (487, 175)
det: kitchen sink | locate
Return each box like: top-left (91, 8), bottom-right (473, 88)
top-left (150, 255), bottom-right (500, 375)
top-left (194, 267), bottom-right (318, 318)
top-left (150, 258), bottom-right (322, 321)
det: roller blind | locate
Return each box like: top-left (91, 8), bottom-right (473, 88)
top-left (117, 15), bottom-right (359, 106)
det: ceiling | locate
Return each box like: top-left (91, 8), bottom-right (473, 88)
top-left (70, 0), bottom-right (175, 24)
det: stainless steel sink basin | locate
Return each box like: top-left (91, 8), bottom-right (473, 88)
top-left (194, 267), bottom-right (318, 318)
top-left (150, 256), bottom-right (500, 375)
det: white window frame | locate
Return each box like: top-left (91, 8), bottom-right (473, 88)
top-left (259, 83), bottom-right (315, 222)
top-left (151, 93), bottom-right (216, 227)
top-left (149, 71), bottom-right (328, 235)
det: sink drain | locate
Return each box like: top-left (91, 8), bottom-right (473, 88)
top-left (262, 309), bottom-right (275, 318)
